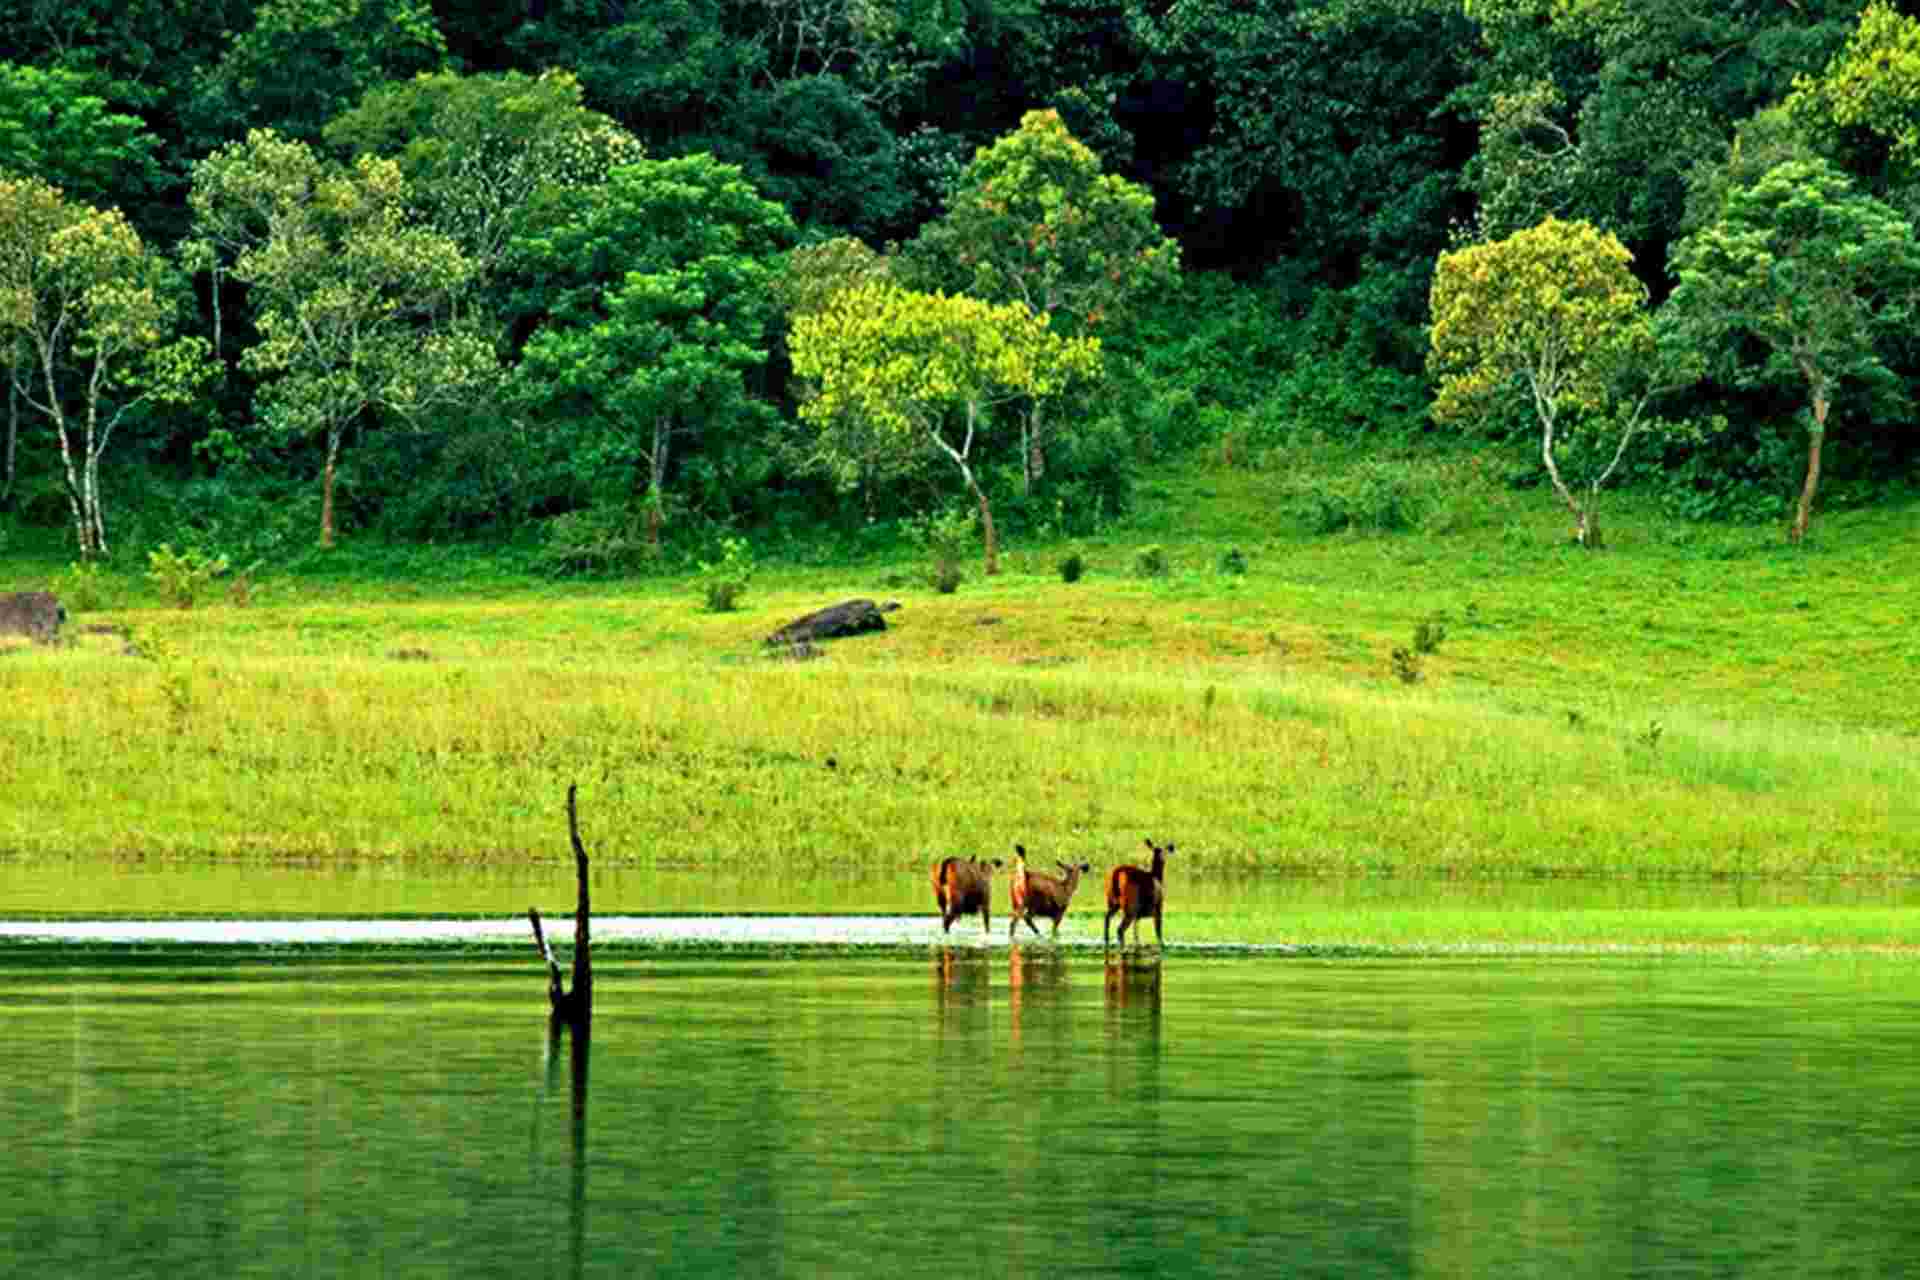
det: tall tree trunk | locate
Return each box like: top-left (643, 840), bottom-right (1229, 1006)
top-left (1022, 401), bottom-right (1047, 496)
top-left (1537, 402), bottom-right (1598, 549)
top-left (646, 416), bottom-right (671, 549)
top-left (975, 487), bottom-right (998, 576)
top-left (1790, 390), bottom-right (1827, 545)
top-left (3, 374), bottom-right (17, 509)
top-left (320, 430), bottom-right (340, 548)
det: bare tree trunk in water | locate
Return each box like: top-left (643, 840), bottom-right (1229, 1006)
top-left (528, 782), bottom-right (593, 1029)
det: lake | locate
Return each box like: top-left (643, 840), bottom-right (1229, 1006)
top-left (3, 928), bottom-right (1919, 1278)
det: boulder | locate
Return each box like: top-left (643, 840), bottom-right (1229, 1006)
top-left (766, 598), bottom-right (898, 646)
top-left (0, 591), bottom-right (66, 643)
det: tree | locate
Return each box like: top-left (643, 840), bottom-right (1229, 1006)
top-left (1666, 158), bottom-right (1920, 543)
top-left (899, 109), bottom-right (1178, 491)
top-left (323, 70), bottom-right (644, 289)
top-left (188, 130), bottom-right (493, 547)
top-left (789, 282), bottom-right (1101, 573)
top-left (772, 237), bottom-right (922, 513)
top-left (186, 0), bottom-right (449, 146)
top-left (507, 154), bottom-right (796, 544)
top-left (0, 173), bottom-right (212, 556)
top-left (1135, 0), bottom-right (1470, 278)
top-left (1429, 216), bottom-right (1680, 549)
top-left (1784, 1), bottom-right (1920, 197)
top-left (0, 64), bottom-right (166, 211)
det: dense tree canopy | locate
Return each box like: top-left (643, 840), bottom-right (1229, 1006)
top-left (0, 0), bottom-right (1916, 561)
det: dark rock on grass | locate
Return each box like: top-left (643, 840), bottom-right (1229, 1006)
top-left (0, 591), bottom-right (66, 644)
top-left (766, 599), bottom-right (899, 647)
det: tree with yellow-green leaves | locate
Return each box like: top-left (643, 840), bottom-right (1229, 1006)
top-left (899, 109), bottom-right (1177, 493)
top-left (1429, 216), bottom-right (1688, 549)
top-left (789, 282), bottom-right (1100, 574)
top-left (0, 173), bottom-right (213, 558)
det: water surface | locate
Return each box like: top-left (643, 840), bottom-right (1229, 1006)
top-left (4, 946), bottom-right (1918, 1278)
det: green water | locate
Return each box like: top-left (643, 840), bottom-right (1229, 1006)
top-left (4, 948), bottom-right (1919, 1278)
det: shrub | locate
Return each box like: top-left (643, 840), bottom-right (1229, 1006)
top-left (1412, 616), bottom-right (1447, 654)
top-left (145, 544), bottom-right (230, 610)
top-left (1219, 547), bottom-right (1248, 576)
top-left (908, 506), bottom-right (976, 590)
top-left (695, 537), bottom-right (754, 612)
top-left (1134, 544), bottom-right (1169, 578)
top-left (1059, 550), bottom-right (1086, 583)
top-left (536, 506), bottom-right (656, 577)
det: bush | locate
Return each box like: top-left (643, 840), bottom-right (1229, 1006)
top-left (145, 544), bottom-right (230, 609)
top-left (1059, 550), bottom-right (1086, 583)
top-left (695, 537), bottom-right (754, 612)
top-left (1134, 544), bottom-right (1169, 578)
top-left (908, 506), bottom-right (977, 590)
top-left (535, 506), bottom-right (657, 577)
top-left (1280, 459), bottom-right (1432, 534)
top-left (1218, 547), bottom-right (1247, 575)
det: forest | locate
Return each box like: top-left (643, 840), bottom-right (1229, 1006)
top-left (3, 0), bottom-right (1919, 574)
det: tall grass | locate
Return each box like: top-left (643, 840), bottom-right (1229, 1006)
top-left (4, 455), bottom-right (1915, 877)
top-left (2, 625), bottom-right (1913, 875)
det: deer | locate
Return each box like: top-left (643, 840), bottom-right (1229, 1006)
top-left (931, 855), bottom-right (1004, 935)
top-left (1104, 837), bottom-right (1172, 949)
top-left (1008, 845), bottom-right (1093, 941)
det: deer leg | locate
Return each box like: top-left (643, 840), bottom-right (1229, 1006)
top-left (1104, 907), bottom-right (1117, 947)
top-left (1154, 907), bottom-right (1163, 947)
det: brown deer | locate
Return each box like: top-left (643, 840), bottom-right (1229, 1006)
top-left (931, 856), bottom-right (1004, 935)
top-left (1104, 837), bottom-right (1171, 948)
top-left (1009, 846), bottom-right (1092, 940)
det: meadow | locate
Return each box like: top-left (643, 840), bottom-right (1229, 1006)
top-left (3, 459), bottom-right (1915, 911)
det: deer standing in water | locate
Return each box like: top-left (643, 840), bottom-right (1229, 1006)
top-left (1104, 837), bottom-right (1171, 948)
top-left (1009, 846), bottom-right (1093, 940)
top-left (931, 856), bottom-right (1004, 935)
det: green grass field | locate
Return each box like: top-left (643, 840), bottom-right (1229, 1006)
top-left (4, 457), bottom-right (1915, 892)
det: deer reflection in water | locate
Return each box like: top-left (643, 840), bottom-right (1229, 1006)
top-left (1008, 944), bottom-right (1071, 1049)
top-left (1104, 953), bottom-right (1163, 1025)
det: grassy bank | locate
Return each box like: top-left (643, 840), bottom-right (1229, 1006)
top-left (2, 461), bottom-right (1916, 878)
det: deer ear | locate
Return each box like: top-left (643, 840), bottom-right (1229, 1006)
top-left (991, 858), bottom-right (1004, 868)
top-left (1144, 837), bottom-right (1156, 852)
top-left (1015, 844), bottom-right (1026, 856)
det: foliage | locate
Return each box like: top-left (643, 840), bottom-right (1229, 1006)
top-left (186, 0), bottom-right (450, 145)
top-left (789, 281), bottom-right (1101, 573)
top-left (145, 542), bottom-right (229, 608)
top-left (187, 130), bottom-right (495, 547)
top-left (1784, 1), bottom-right (1920, 196)
top-left (897, 108), bottom-right (1178, 493)
top-left (1137, 0), bottom-right (1471, 279)
top-left (695, 535), bottom-right (754, 611)
top-left (1133, 544), bottom-right (1167, 578)
top-left (323, 69), bottom-right (644, 282)
top-left (906, 504), bottom-right (975, 591)
top-left (1059, 549), bottom-right (1085, 582)
top-left (721, 76), bottom-right (914, 242)
top-left (1217, 547), bottom-right (1246, 576)
top-left (0, 63), bottom-right (166, 210)
top-left (1666, 158), bottom-right (1920, 542)
top-left (0, 173), bottom-right (213, 558)
top-left (534, 504), bottom-right (658, 578)
top-left (508, 153), bottom-right (797, 543)
top-left (1429, 216), bottom-right (1680, 547)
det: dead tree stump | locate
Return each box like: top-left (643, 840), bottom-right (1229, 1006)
top-left (529, 782), bottom-right (593, 1029)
